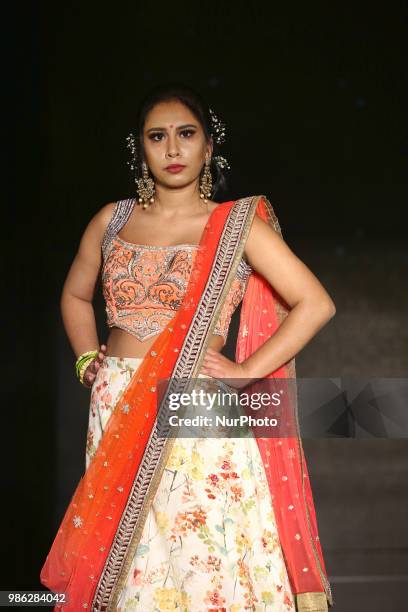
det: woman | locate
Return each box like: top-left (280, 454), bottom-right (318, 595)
top-left (40, 84), bottom-right (336, 611)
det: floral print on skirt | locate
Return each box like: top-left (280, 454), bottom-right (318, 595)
top-left (87, 356), bottom-right (296, 612)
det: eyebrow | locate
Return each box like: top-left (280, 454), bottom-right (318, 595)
top-left (146, 123), bottom-right (198, 133)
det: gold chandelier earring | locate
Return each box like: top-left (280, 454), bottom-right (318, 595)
top-left (136, 161), bottom-right (155, 209)
top-left (199, 156), bottom-right (213, 203)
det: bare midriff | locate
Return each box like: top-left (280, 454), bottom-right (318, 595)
top-left (106, 326), bottom-right (224, 359)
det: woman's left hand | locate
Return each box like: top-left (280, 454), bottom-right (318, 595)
top-left (199, 348), bottom-right (256, 390)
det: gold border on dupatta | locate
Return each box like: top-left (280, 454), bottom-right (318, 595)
top-left (256, 195), bottom-right (334, 608)
top-left (95, 196), bottom-right (258, 611)
top-left (296, 591), bottom-right (329, 611)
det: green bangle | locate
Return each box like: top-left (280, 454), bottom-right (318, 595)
top-left (75, 350), bottom-right (99, 371)
top-left (78, 358), bottom-right (95, 385)
top-left (75, 350), bottom-right (99, 383)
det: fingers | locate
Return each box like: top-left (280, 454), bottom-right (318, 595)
top-left (201, 361), bottom-right (222, 377)
top-left (82, 346), bottom-right (107, 389)
top-left (83, 370), bottom-right (95, 388)
top-left (200, 351), bottom-right (243, 382)
top-left (84, 376), bottom-right (94, 388)
top-left (97, 344), bottom-right (107, 363)
top-left (202, 353), bottom-right (225, 371)
top-left (83, 358), bottom-right (100, 388)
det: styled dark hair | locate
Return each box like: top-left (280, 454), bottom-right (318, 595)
top-left (134, 82), bottom-right (227, 198)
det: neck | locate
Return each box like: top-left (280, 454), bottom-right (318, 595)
top-left (147, 182), bottom-right (207, 218)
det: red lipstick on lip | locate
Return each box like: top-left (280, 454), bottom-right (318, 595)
top-left (165, 164), bottom-right (186, 173)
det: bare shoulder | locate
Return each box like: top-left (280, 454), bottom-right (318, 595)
top-left (93, 201), bottom-right (117, 230)
top-left (74, 202), bottom-right (117, 257)
top-left (83, 201), bottom-right (116, 240)
top-left (100, 200), bottom-right (117, 217)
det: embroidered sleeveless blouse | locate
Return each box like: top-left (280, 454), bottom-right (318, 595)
top-left (101, 199), bottom-right (253, 344)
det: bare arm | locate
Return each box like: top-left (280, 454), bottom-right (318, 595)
top-left (60, 203), bottom-right (115, 359)
top-left (241, 213), bottom-right (336, 378)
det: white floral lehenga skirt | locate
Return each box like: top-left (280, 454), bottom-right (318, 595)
top-left (86, 356), bottom-right (296, 611)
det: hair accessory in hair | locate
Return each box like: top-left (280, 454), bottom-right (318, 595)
top-left (212, 155), bottom-right (230, 170)
top-left (208, 108), bottom-right (231, 171)
top-left (209, 107), bottom-right (226, 144)
top-left (126, 132), bottom-right (138, 183)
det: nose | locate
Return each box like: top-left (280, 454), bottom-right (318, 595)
top-left (165, 132), bottom-right (180, 158)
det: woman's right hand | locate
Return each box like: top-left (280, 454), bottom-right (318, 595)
top-left (82, 344), bottom-right (107, 388)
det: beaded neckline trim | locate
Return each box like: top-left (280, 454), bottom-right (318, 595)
top-left (114, 234), bottom-right (200, 250)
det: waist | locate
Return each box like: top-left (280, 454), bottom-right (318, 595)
top-left (106, 326), bottom-right (225, 359)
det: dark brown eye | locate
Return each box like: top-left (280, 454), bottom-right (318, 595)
top-left (149, 133), bottom-right (164, 141)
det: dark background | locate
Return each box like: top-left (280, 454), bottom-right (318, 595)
top-left (8, 2), bottom-right (407, 610)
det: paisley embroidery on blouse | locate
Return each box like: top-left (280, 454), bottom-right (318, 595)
top-left (102, 236), bottom-right (252, 343)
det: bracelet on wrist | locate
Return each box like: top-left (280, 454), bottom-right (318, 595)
top-left (75, 350), bottom-right (99, 386)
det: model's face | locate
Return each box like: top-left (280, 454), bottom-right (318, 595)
top-left (142, 99), bottom-right (212, 190)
